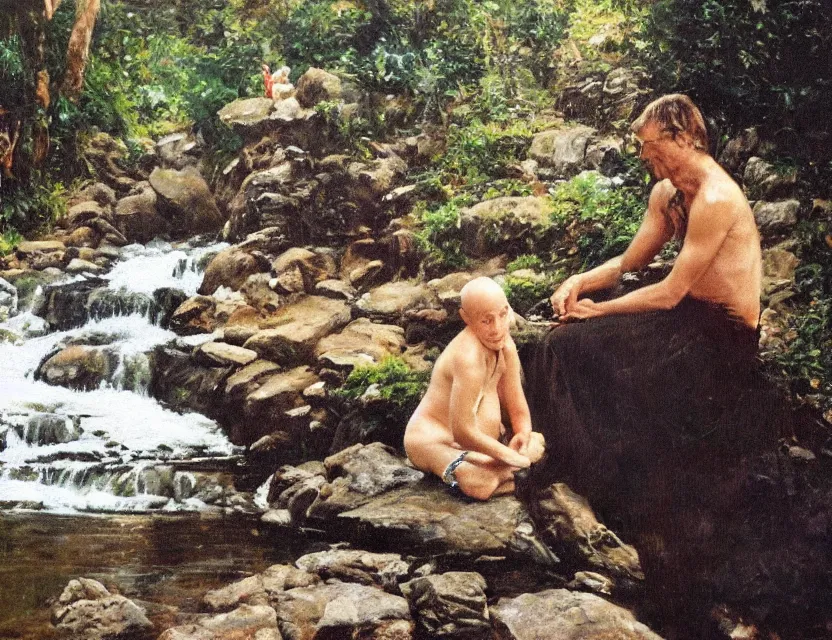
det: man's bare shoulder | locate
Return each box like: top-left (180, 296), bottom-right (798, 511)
top-left (442, 328), bottom-right (487, 370)
top-left (650, 178), bottom-right (677, 207)
top-left (694, 171), bottom-right (749, 220)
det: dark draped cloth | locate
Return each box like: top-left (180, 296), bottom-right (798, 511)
top-left (519, 297), bottom-right (795, 632)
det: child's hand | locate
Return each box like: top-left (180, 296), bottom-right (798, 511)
top-left (509, 431), bottom-right (530, 457)
top-left (504, 449), bottom-right (531, 469)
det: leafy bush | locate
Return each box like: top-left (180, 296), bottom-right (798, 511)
top-left (502, 270), bottom-right (564, 315)
top-left (640, 0), bottom-right (832, 151)
top-left (549, 171), bottom-right (647, 268)
top-left (414, 200), bottom-right (471, 273)
top-left (1, 176), bottom-right (67, 235)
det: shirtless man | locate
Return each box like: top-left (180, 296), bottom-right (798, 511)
top-left (550, 94), bottom-right (761, 327)
top-left (404, 277), bottom-right (546, 500)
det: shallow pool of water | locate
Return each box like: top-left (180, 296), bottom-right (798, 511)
top-left (0, 512), bottom-right (321, 639)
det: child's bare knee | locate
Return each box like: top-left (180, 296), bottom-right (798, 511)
top-left (458, 474), bottom-right (499, 501)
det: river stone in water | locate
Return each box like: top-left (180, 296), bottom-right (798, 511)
top-left (314, 318), bottom-right (405, 371)
top-left (204, 564), bottom-right (320, 611)
top-left (243, 296), bottom-right (351, 366)
top-left (400, 572), bottom-right (490, 639)
top-left (4, 412), bottom-right (82, 446)
top-left (37, 345), bottom-right (117, 391)
top-left (52, 577), bottom-right (153, 640)
top-left (273, 581), bottom-right (412, 640)
top-left (195, 341), bottom-right (258, 367)
top-left (158, 604), bottom-right (279, 640)
top-left (490, 588), bottom-right (663, 640)
top-left (113, 187), bottom-right (167, 243)
top-left (295, 550), bottom-right (411, 592)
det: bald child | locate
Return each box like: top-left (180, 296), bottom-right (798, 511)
top-left (404, 277), bottom-right (546, 500)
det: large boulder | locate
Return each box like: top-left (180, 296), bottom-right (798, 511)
top-left (743, 156), bottom-right (797, 201)
top-left (243, 296), bottom-right (351, 366)
top-left (753, 199), bottom-right (800, 233)
top-left (459, 196), bottom-right (555, 258)
top-left (198, 247), bottom-right (268, 296)
top-left (532, 483), bottom-right (643, 583)
top-left (51, 578), bottom-right (153, 640)
top-left (400, 572), bottom-right (490, 639)
top-left (355, 281), bottom-right (439, 323)
top-left (113, 187), bottom-right (167, 243)
top-left (217, 97), bottom-right (277, 140)
top-left (273, 581), bottom-right (412, 640)
top-left (204, 564), bottom-right (320, 611)
top-left (158, 604), bottom-right (279, 640)
top-left (149, 166), bottom-right (224, 237)
top-left (314, 318), bottom-right (406, 371)
top-left (490, 589), bottom-right (663, 640)
top-left (529, 126), bottom-right (597, 177)
top-left (36, 345), bottom-right (117, 391)
top-left (295, 68), bottom-right (342, 108)
top-left (295, 550), bottom-right (411, 592)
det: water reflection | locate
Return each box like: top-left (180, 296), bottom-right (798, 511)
top-left (0, 512), bottom-right (318, 639)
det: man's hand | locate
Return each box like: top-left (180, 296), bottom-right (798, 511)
top-left (550, 277), bottom-right (581, 317)
top-left (561, 298), bottom-right (605, 321)
top-left (509, 431), bottom-right (530, 457)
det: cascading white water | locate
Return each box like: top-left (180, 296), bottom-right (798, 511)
top-left (0, 239), bottom-right (244, 514)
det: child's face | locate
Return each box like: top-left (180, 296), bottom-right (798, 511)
top-left (468, 300), bottom-right (511, 351)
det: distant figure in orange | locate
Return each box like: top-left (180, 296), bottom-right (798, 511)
top-left (262, 64), bottom-right (293, 100)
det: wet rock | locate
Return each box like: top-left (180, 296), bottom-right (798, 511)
top-left (273, 581), bottom-right (412, 640)
top-left (490, 589), bottom-right (662, 640)
top-left (315, 279), bottom-right (356, 301)
top-left (195, 341), bottom-right (259, 367)
top-left (743, 157), bottom-right (797, 201)
top-left (152, 288), bottom-right (189, 329)
top-left (330, 484), bottom-right (551, 561)
top-left (149, 345), bottom-right (231, 417)
top-left (150, 166), bottom-right (224, 237)
top-left (240, 366), bottom-right (320, 446)
top-left (66, 258), bottom-right (105, 275)
top-left (169, 296), bottom-right (218, 335)
top-left (2, 412), bottom-right (82, 446)
top-left (224, 360), bottom-right (281, 398)
top-left (314, 318), bottom-right (405, 371)
top-left (0, 277), bottom-right (18, 319)
top-left (355, 282), bottom-right (439, 323)
top-left (66, 225), bottom-right (100, 249)
top-left (204, 564), bottom-right (320, 611)
top-left (113, 187), bottom-right (167, 243)
top-left (295, 550), bottom-right (411, 591)
top-left (4, 268), bottom-right (62, 313)
top-left (459, 197), bottom-right (555, 258)
top-left (218, 97), bottom-right (278, 140)
top-left (272, 248), bottom-right (336, 292)
top-left (306, 443), bottom-right (424, 523)
top-left (753, 199), bottom-right (800, 233)
top-left (241, 273), bottom-right (283, 312)
top-left (36, 345), bottom-right (117, 391)
top-left (199, 247), bottom-right (269, 296)
top-left (51, 577), bottom-right (153, 639)
top-left (295, 68), bottom-right (342, 108)
top-left (400, 572), bottom-right (490, 639)
top-left (531, 483), bottom-right (643, 583)
top-left (243, 296), bottom-right (351, 366)
top-left (718, 128), bottom-right (760, 175)
top-left (159, 604), bottom-right (278, 640)
top-left (529, 126), bottom-right (597, 177)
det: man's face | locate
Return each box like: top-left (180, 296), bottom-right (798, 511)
top-left (467, 298), bottom-right (511, 351)
top-left (635, 121), bottom-right (671, 179)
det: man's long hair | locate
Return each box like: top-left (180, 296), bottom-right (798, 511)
top-left (631, 94), bottom-right (709, 152)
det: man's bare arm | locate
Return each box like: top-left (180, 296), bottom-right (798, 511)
top-left (564, 190), bottom-right (734, 319)
top-left (449, 350), bottom-right (530, 468)
top-left (551, 180), bottom-right (675, 316)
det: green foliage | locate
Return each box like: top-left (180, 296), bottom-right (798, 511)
top-left (414, 200), bottom-right (470, 273)
top-left (0, 228), bottom-right (22, 257)
top-left (639, 0), bottom-right (832, 148)
top-left (772, 219), bottom-right (832, 412)
top-left (502, 270), bottom-right (564, 315)
top-left (549, 171), bottom-right (646, 268)
top-left (507, 254), bottom-right (545, 272)
top-left (336, 356), bottom-right (430, 407)
top-left (0, 175), bottom-right (67, 234)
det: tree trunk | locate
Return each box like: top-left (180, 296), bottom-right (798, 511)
top-left (61, 0), bottom-right (100, 102)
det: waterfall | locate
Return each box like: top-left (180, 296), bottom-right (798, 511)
top-left (0, 239), bottom-right (246, 514)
